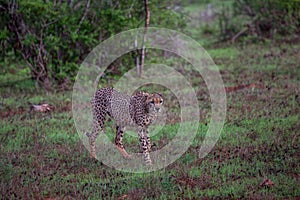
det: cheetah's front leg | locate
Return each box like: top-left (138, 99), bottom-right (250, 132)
top-left (137, 126), bottom-right (152, 165)
top-left (115, 125), bottom-right (131, 158)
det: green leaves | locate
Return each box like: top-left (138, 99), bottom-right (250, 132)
top-left (218, 0), bottom-right (300, 42)
top-left (1, 0), bottom-right (187, 89)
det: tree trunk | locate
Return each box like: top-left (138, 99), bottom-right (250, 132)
top-left (137, 0), bottom-right (150, 77)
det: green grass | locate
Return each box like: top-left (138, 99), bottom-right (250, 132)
top-left (1, 66), bottom-right (299, 198)
top-left (207, 47), bottom-right (239, 59)
top-left (1, 2), bottom-right (300, 198)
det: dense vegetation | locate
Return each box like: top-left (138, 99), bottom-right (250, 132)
top-left (219, 0), bottom-right (300, 41)
top-left (1, 0), bottom-right (299, 88)
top-left (0, 0), bottom-right (186, 88)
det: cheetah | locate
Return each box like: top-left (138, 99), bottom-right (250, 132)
top-left (87, 87), bottom-right (163, 165)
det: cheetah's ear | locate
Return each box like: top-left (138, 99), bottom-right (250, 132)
top-left (142, 92), bottom-right (150, 98)
top-left (156, 92), bottom-right (163, 98)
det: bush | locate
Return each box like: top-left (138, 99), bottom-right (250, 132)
top-left (218, 0), bottom-right (300, 41)
top-left (0, 0), bottom-right (186, 89)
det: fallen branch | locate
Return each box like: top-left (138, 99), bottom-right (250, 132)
top-left (231, 26), bottom-right (249, 43)
top-left (29, 103), bottom-right (55, 119)
top-left (225, 83), bottom-right (264, 93)
top-left (231, 15), bottom-right (258, 43)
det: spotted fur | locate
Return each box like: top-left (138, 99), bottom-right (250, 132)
top-left (87, 87), bottom-right (163, 165)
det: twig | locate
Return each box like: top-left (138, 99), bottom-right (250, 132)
top-left (75, 0), bottom-right (91, 33)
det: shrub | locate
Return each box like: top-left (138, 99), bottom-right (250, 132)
top-left (0, 0), bottom-right (186, 89)
top-left (218, 0), bottom-right (300, 41)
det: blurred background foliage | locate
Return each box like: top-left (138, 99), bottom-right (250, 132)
top-left (0, 0), bottom-right (186, 89)
top-left (0, 0), bottom-right (299, 89)
top-left (219, 0), bottom-right (300, 41)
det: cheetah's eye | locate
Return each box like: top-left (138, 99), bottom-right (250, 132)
top-left (150, 100), bottom-right (155, 104)
top-left (160, 100), bottom-right (163, 104)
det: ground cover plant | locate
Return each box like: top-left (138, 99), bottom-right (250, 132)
top-left (1, 0), bottom-right (299, 199)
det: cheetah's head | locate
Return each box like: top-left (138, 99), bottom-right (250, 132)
top-left (144, 92), bottom-right (163, 113)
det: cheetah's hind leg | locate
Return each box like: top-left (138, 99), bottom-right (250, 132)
top-left (85, 132), bottom-right (96, 159)
top-left (87, 120), bottom-right (102, 159)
